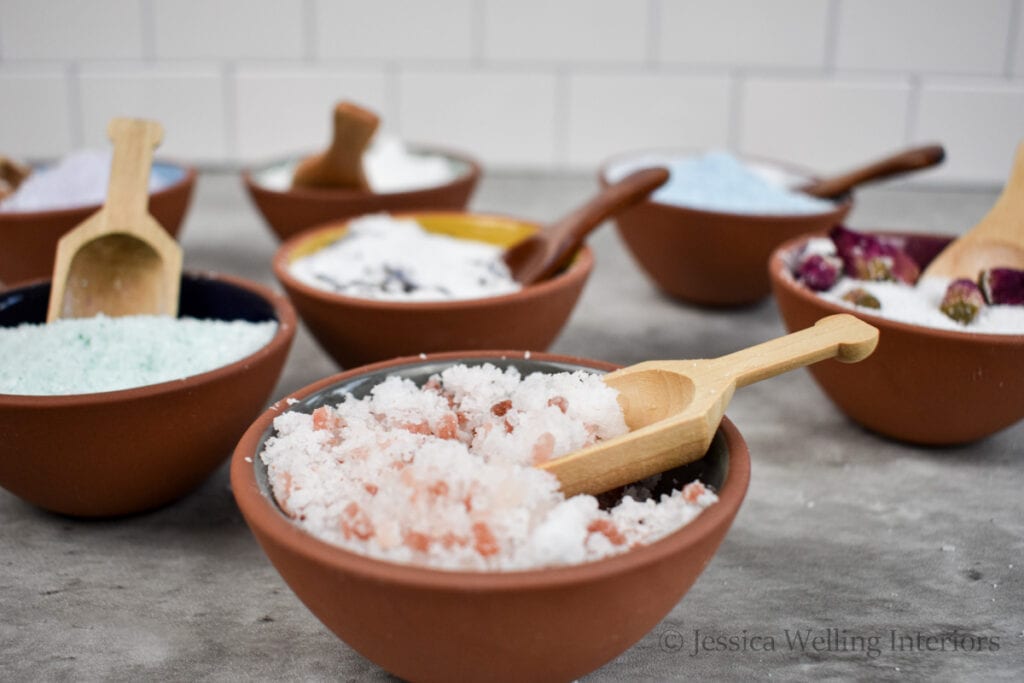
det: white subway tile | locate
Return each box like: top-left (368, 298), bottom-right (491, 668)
top-left (152, 0), bottom-right (304, 60)
top-left (398, 69), bottom-right (558, 168)
top-left (482, 0), bottom-right (647, 64)
top-left (314, 0), bottom-right (473, 61)
top-left (915, 80), bottom-right (1024, 183)
top-left (836, 0), bottom-right (1012, 74)
top-left (739, 78), bottom-right (911, 174)
top-left (658, 0), bottom-right (828, 68)
top-left (79, 65), bottom-right (228, 162)
top-left (0, 0), bottom-right (143, 60)
top-left (0, 69), bottom-right (73, 158)
top-left (235, 67), bottom-right (390, 161)
top-left (566, 73), bottom-right (731, 168)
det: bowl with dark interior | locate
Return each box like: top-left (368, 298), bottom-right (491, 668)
top-left (770, 230), bottom-right (1024, 445)
top-left (599, 150), bottom-right (851, 306)
top-left (231, 350), bottom-right (750, 683)
top-left (0, 273), bottom-right (296, 517)
top-left (243, 144), bottom-right (481, 242)
top-left (272, 212), bottom-right (594, 368)
top-left (0, 160), bottom-right (196, 287)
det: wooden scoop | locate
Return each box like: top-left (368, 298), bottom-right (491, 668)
top-left (504, 167), bottom-right (670, 284)
top-left (798, 144), bottom-right (945, 199)
top-left (539, 314), bottom-right (879, 497)
top-left (291, 101), bottom-right (380, 191)
top-left (0, 155), bottom-right (32, 200)
top-left (922, 142), bottom-right (1024, 279)
top-left (47, 118), bottom-right (183, 322)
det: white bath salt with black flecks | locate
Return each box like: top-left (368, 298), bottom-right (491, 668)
top-left (0, 149), bottom-right (183, 212)
top-left (792, 238), bottom-right (1024, 334)
top-left (0, 315), bottom-right (278, 395)
top-left (289, 213), bottom-right (521, 301)
top-left (260, 363), bottom-right (718, 571)
top-left (257, 136), bottom-right (459, 193)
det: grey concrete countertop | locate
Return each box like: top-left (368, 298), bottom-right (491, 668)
top-left (2, 173), bottom-right (1021, 681)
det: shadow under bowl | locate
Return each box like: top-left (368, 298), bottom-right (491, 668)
top-left (231, 350), bottom-right (750, 683)
top-left (243, 146), bottom-right (482, 242)
top-left (599, 154), bottom-right (851, 307)
top-left (0, 161), bottom-right (197, 288)
top-left (272, 212), bottom-right (594, 369)
top-left (770, 231), bottom-right (1024, 445)
top-left (0, 272), bottom-right (297, 517)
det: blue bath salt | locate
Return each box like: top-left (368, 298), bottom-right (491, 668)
top-left (649, 151), bottom-right (834, 215)
top-left (0, 315), bottom-right (278, 396)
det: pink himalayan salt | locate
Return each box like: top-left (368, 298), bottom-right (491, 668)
top-left (260, 363), bottom-right (718, 571)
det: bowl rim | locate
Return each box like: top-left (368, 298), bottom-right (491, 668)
top-left (271, 210), bottom-right (595, 312)
top-left (596, 147), bottom-right (853, 221)
top-left (0, 270), bottom-right (298, 405)
top-left (241, 143), bottom-right (482, 200)
top-left (0, 160), bottom-right (197, 219)
top-left (769, 229), bottom-right (1024, 344)
top-left (231, 349), bottom-right (751, 592)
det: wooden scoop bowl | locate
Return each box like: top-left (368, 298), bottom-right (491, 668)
top-left (291, 101), bottom-right (380, 191)
top-left (504, 167), bottom-right (670, 284)
top-left (47, 118), bottom-right (183, 322)
top-left (922, 142), bottom-right (1024, 279)
top-left (540, 314), bottom-right (879, 496)
top-left (797, 144), bottom-right (945, 200)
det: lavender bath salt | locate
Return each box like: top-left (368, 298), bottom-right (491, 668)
top-left (290, 214), bottom-right (520, 301)
top-left (0, 315), bottom-right (278, 395)
top-left (260, 363), bottom-right (718, 571)
top-left (0, 149), bottom-right (183, 213)
top-left (607, 151), bottom-right (834, 215)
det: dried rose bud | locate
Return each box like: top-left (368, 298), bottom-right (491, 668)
top-left (940, 278), bottom-right (985, 325)
top-left (841, 287), bottom-right (881, 309)
top-left (829, 225), bottom-right (920, 285)
top-left (795, 253), bottom-right (843, 291)
top-left (978, 268), bottom-right (1024, 305)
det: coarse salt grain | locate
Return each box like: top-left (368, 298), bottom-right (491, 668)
top-left (0, 149), bottom-right (182, 213)
top-left (260, 363), bottom-right (718, 571)
top-left (607, 150), bottom-right (834, 215)
top-left (792, 238), bottom-right (1024, 335)
top-left (0, 315), bottom-right (278, 395)
top-left (289, 213), bottom-right (520, 302)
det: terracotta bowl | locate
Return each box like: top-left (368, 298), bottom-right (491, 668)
top-left (243, 146), bottom-right (481, 242)
top-left (0, 161), bottom-right (196, 287)
top-left (0, 272), bottom-right (297, 517)
top-left (599, 152), bottom-right (851, 306)
top-left (770, 230), bottom-right (1024, 445)
top-left (272, 212), bottom-right (594, 368)
top-left (232, 351), bottom-right (750, 683)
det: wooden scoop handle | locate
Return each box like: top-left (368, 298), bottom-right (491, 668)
top-left (800, 144), bottom-right (945, 199)
top-left (292, 101), bottom-right (380, 190)
top-left (705, 314), bottom-right (879, 388)
top-left (105, 118), bottom-right (163, 227)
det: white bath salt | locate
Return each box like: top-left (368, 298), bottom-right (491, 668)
top-left (260, 363), bottom-right (718, 571)
top-left (607, 151), bottom-right (834, 215)
top-left (257, 136), bottom-right (459, 193)
top-left (0, 315), bottom-right (278, 395)
top-left (290, 213), bottom-right (521, 302)
top-left (791, 240), bottom-right (1024, 335)
top-left (0, 149), bottom-right (183, 213)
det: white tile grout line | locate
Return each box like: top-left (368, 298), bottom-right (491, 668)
top-left (223, 61), bottom-right (237, 160)
top-left (303, 0), bottom-right (318, 63)
top-left (824, 0), bottom-right (841, 75)
top-left (646, 0), bottom-right (660, 68)
top-left (140, 0), bottom-right (156, 63)
top-left (66, 62), bottom-right (83, 148)
top-left (1006, 0), bottom-right (1022, 77)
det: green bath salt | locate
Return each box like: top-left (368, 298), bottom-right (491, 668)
top-left (0, 315), bottom-right (278, 396)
